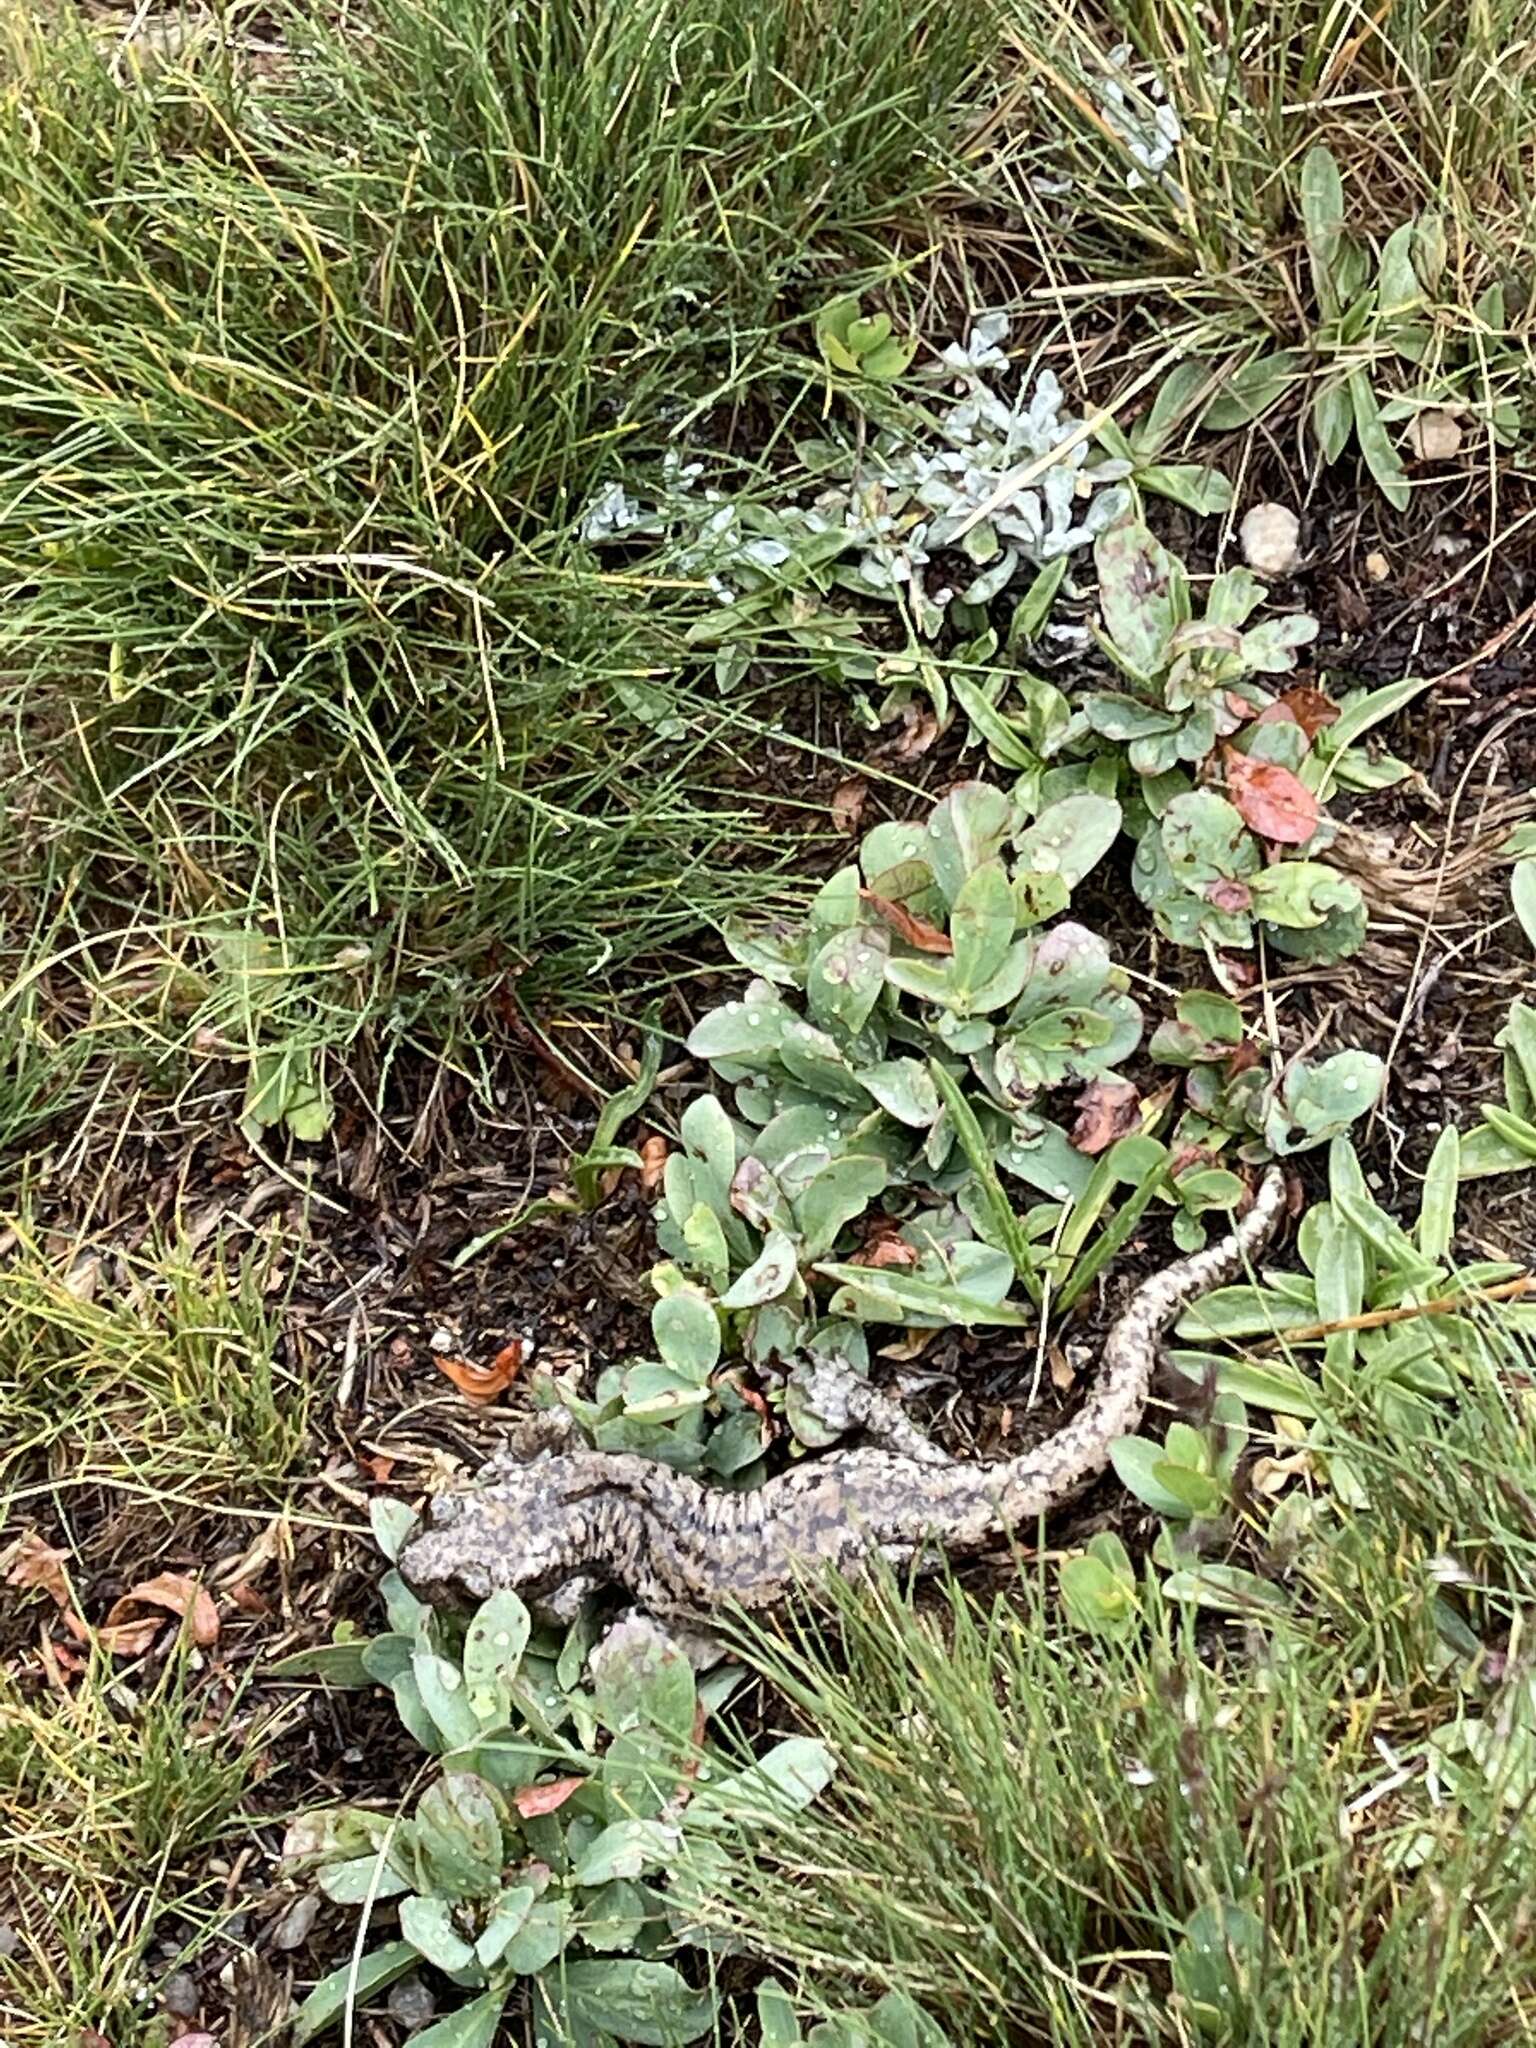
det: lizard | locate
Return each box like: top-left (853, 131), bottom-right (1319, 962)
top-left (399, 1167), bottom-right (1287, 1623)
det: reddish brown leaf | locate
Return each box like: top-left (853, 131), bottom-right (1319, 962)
top-left (1069, 1079), bottom-right (1142, 1156)
top-left (5, 1533), bottom-right (74, 1611)
top-left (830, 777), bottom-right (869, 834)
top-left (1278, 684), bottom-right (1340, 737)
top-left (102, 1573), bottom-right (219, 1654)
top-left (858, 888), bottom-right (952, 955)
top-left (1251, 700), bottom-right (1300, 729)
top-left (1224, 749), bottom-right (1319, 846)
top-left (1224, 1039), bottom-right (1261, 1077)
top-left (435, 1339), bottom-right (527, 1405)
top-left (638, 1134), bottom-right (669, 1193)
top-left (1205, 878), bottom-right (1253, 912)
top-left (850, 1235), bottom-right (920, 1269)
top-left (514, 1776), bottom-right (585, 1818)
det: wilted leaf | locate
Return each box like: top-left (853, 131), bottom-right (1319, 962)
top-left (102, 1573), bottom-right (218, 1653)
top-left (4, 1533), bottom-right (74, 1610)
top-left (434, 1339), bottom-right (527, 1404)
top-left (1224, 750), bottom-right (1319, 845)
top-left (830, 777), bottom-right (869, 834)
top-left (1069, 1079), bottom-right (1141, 1156)
top-left (858, 888), bottom-right (952, 954)
top-left (513, 1776), bottom-right (585, 1818)
top-left (1277, 684), bottom-right (1339, 737)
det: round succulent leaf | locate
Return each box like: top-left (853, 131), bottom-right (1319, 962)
top-left (542, 1961), bottom-right (716, 2047)
top-left (400, 1894), bottom-right (477, 1974)
top-left (718, 1230), bottom-right (800, 1310)
top-left (792, 1152), bottom-right (888, 1262)
top-left (590, 1616), bottom-right (697, 1745)
top-left (948, 860), bottom-right (1015, 995)
top-left (412, 1649), bottom-right (482, 1750)
top-left (808, 864), bottom-right (862, 938)
top-left (651, 1291), bottom-right (721, 1378)
top-left (413, 1774), bottom-right (504, 1900)
top-left (858, 1056), bottom-right (940, 1127)
top-left (807, 925), bottom-right (890, 1038)
top-left (621, 1362), bottom-right (711, 1420)
top-left (1015, 792), bottom-right (1123, 895)
top-left (925, 782), bottom-right (1013, 905)
top-left (462, 1591), bottom-right (532, 1718)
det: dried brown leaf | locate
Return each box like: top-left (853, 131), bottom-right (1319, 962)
top-left (514, 1776), bottom-right (586, 1818)
top-left (858, 888), bottom-right (952, 955)
top-left (1069, 1079), bottom-right (1142, 1156)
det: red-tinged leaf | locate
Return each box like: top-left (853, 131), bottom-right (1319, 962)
top-left (1251, 700), bottom-right (1301, 728)
top-left (1278, 684), bottom-right (1339, 737)
top-left (849, 1234), bottom-right (920, 1269)
top-left (1224, 749), bottom-right (1320, 845)
top-left (1224, 1039), bottom-right (1261, 1077)
top-left (1069, 1079), bottom-right (1142, 1156)
top-left (1205, 878), bottom-right (1253, 912)
top-left (102, 1572), bottom-right (219, 1651)
top-left (514, 1776), bottom-right (586, 1818)
top-left (892, 707), bottom-right (941, 761)
top-left (436, 1338), bottom-right (527, 1404)
top-left (830, 776), bottom-right (869, 834)
top-left (859, 888), bottom-right (953, 955)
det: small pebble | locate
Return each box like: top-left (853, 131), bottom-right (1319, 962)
top-left (429, 1328), bottom-right (454, 1354)
top-left (160, 1972), bottom-right (200, 2018)
top-left (271, 1894), bottom-right (320, 1951)
top-left (1240, 502), bottom-right (1300, 576)
top-left (1364, 550), bottom-right (1390, 582)
top-left (1407, 408), bottom-right (1462, 461)
top-left (388, 1975), bottom-right (437, 2031)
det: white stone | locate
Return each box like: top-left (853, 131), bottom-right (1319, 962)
top-left (1240, 502), bottom-right (1300, 576)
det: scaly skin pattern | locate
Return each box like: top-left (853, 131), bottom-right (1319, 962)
top-left (400, 1169), bottom-right (1287, 1622)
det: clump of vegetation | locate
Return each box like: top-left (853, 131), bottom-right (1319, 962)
top-left (283, 1513), bottom-right (836, 2045)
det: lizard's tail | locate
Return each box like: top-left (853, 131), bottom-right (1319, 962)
top-left (994, 1167), bottom-right (1289, 1528)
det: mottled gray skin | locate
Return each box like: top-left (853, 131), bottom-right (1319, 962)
top-left (401, 1170), bottom-right (1286, 1622)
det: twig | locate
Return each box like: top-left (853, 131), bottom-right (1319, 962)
top-left (1263, 1274), bottom-right (1533, 1348)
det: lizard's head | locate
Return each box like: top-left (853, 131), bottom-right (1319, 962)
top-left (397, 1455), bottom-right (602, 1611)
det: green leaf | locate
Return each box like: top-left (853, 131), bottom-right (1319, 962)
top-left (1014, 794), bottom-right (1122, 892)
top-left (807, 925), bottom-right (890, 1038)
top-left (927, 1059), bottom-right (1037, 1292)
top-left (317, 1851), bottom-right (412, 1905)
top-left (574, 1034), bottom-right (662, 1207)
top-left (501, 1898), bottom-right (572, 1975)
top-left (757, 1985), bottom-right (805, 2048)
top-left (1349, 372), bottom-right (1409, 510)
top-left (794, 1153), bottom-right (888, 1263)
top-left (1417, 1125), bottom-right (1460, 1259)
top-left (591, 1617), bottom-right (697, 1745)
top-left (949, 861), bottom-right (1014, 995)
top-left (292, 1942), bottom-right (420, 2044)
top-left (858, 1057), bottom-right (940, 1128)
top-left (1169, 1350), bottom-right (1321, 1419)
top-left (692, 1736), bottom-right (836, 1825)
top-left (1109, 1436), bottom-right (1193, 1519)
top-left (1137, 462), bottom-right (1233, 515)
top-left (1094, 521), bottom-right (1183, 678)
top-left (1513, 860), bottom-right (1536, 949)
top-left (652, 1292), bottom-right (721, 1379)
top-left (413, 1649), bottom-right (482, 1750)
top-left (1312, 379), bottom-right (1354, 464)
top-left (1173, 1901), bottom-right (1265, 2026)
top-left (462, 1591), bottom-right (532, 1720)
top-left (369, 1497), bottom-right (418, 1563)
top-left (1201, 350), bottom-right (1305, 430)
top-left (1161, 1564), bottom-right (1286, 1614)
top-left (267, 1636), bottom-right (378, 1686)
top-left (570, 1817), bottom-right (677, 1887)
top-left (621, 1362), bottom-right (710, 1420)
top-left (1301, 144), bottom-right (1346, 312)
top-left (400, 1894), bottom-right (477, 1973)
top-left (718, 1230), bottom-right (799, 1309)
top-left (413, 1774), bottom-right (504, 1899)
top-left (1060, 1535), bottom-right (1140, 1638)
top-left (409, 1990), bottom-right (507, 2048)
top-left (475, 1884), bottom-right (537, 1968)
top-left (1006, 556), bottom-right (1068, 646)
top-left (926, 782), bottom-right (1013, 906)
top-left (545, 1961), bottom-right (716, 2046)
top-left (1376, 221), bottom-right (1421, 316)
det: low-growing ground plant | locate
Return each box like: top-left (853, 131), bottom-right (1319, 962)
top-left (280, 1514), bottom-right (835, 2046)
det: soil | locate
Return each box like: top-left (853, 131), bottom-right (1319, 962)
top-left (5, 458), bottom-right (1536, 2045)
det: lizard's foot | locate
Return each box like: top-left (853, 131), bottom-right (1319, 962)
top-left (794, 1358), bottom-right (952, 1466)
